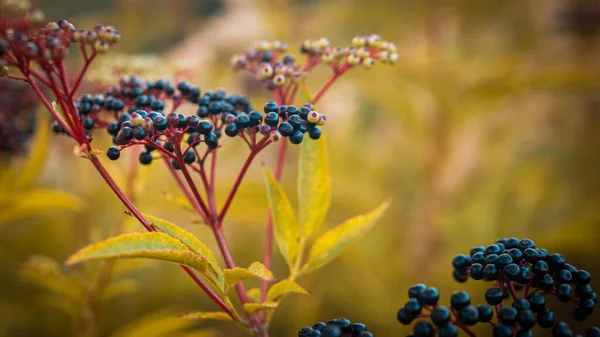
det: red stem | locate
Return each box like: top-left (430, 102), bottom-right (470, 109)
top-left (70, 51), bottom-right (96, 97)
top-left (25, 74), bottom-right (76, 139)
top-left (173, 146), bottom-right (212, 224)
top-left (218, 150), bottom-right (258, 222)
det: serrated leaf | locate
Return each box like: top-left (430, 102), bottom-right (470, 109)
top-left (267, 279), bottom-right (309, 302)
top-left (65, 232), bottom-right (210, 274)
top-left (15, 105), bottom-right (50, 189)
top-left (223, 262), bottom-right (273, 290)
top-left (247, 288), bottom-right (261, 303)
top-left (243, 301), bottom-right (278, 314)
top-left (263, 167), bottom-right (299, 267)
top-left (301, 201), bottom-right (390, 274)
top-left (142, 213), bottom-right (222, 286)
top-left (298, 136), bottom-right (331, 238)
top-left (180, 312), bottom-right (233, 321)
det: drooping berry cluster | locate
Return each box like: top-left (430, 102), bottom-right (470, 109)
top-left (298, 318), bottom-right (374, 337)
top-left (230, 34), bottom-right (397, 91)
top-left (398, 238), bottom-right (599, 337)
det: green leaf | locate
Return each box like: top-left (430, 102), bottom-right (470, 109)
top-left (267, 279), bottom-right (309, 302)
top-left (243, 301), bottom-right (278, 314)
top-left (301, 201), bottom-right (390, 274)
top-left (65, 232), bottom-right (210, 273)
top-left (223, 261), bottom-right (274, 290)
top-left (263, 167), bottom-right (299, 267)
top-left (298, 135), bottom-right (331, 238)
top-left (15, 105), bottom-right (50, 189)
top-left (142, 213), bottom-right (220, 273)
top-left (180, 311), bottom-right (233, 321)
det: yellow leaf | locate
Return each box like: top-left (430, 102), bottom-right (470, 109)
top-left (180, 312), bottom-right (233, 321)
top-left (65, 232), bottom-right (210, 274)
top-left (142, 213), bottom-right (222, 286)
top-left (263, 167), bottom-right (299, 267)
top-left (223, 261), bottom-right (274, 290)
top-left (0, 189), bottom-right (83, 226)
top-left (267, 279), bottom-right (309, 302)
top-left (298, 135), bottom-right (331, 238)
top-left (243, 301), bottom-right (278, 314)
top-left (15, 105), bottom-right (50, 189)
top-left (301, 201), bottom-right (390, 274)
top-left (246, 287), bottom-right (261, 303)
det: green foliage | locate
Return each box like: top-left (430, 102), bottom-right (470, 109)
top-left (266, 279), bottom-right (309, 302)
top-left (223, 262), bottom-right (273, 291)
top-left (242, 302), bottom-right (278, 315)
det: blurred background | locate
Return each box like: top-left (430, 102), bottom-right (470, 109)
top-left (1, 0), bottom-right (599, 336)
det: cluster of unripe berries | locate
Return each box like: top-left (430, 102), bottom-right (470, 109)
top-left (300, 34), bottom-right (399, 68)
top-left (397, 238), bottom-right (598, 336)
top-left (0, 15), bottom-right (118, 77)
top-left (230, 34), bottom-right (397, 91)
top-left (298, 318), bottom-right (374, 337)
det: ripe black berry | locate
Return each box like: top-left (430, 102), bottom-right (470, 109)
top-left (556, 284), bottom-right (574, 302)
top-left (289, 130), bottom-right (304, 144)
top-left (139, 152), bottom-right (152, 165)
top-left (450, 290), bottom-right (470, 309)
top-left (537, 308), bottom-right (555, 328)
top-left (477, 304), bottom-right (493, 322)
top-left (431, 306), bottom-right (451, 326)
top-left (183, 150), bottom-right (196, 164)
top-left (552, 321), bottom-right (573, 337)
top-left (494, 324), bottom-right (513, 337)
top-left (408, 284), bottom-right (427, 299)
top-left (485, 287), bottom-right (504, 305)
top-left (437, 323), bottom-right (458, 337)
top-left (106, 146), bottom-right (120, 160)
top-left (498, 307), bottom-right (518, 325)
top-left (279, 122), bottom-right (294, 137)
top-left (458, 306), bottom-right (479, 326)
top-left (413, 320), bottom-right (433, 337)
top-left (419, 287), bottom-right (439, 306)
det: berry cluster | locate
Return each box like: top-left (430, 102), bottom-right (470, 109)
top-left (0, 80), bottom-right (37, 155)
top-left (0, 14), bottom-right (118, 77)
top-left (230, 34), bottom-right (397, 91)
top-left (51, 75), bottom-right (326, 166)
top-left (398, 238), bottom-right (598, 337)
top-left (298, 318), bottom-right (374, 337)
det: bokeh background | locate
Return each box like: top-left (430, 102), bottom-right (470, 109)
top-left (1, 0), bottom-right (600, 336)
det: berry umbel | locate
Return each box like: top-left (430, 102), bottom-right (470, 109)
top-left (298, 318), bottom-right (374, 337)
top-left (398, 238), bottom-right (598, 337)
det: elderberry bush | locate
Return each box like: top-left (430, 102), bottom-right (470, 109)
top-left (298, 318), bottom-right (374, 337)
top-left (397, 238), bottom-right (599, 337)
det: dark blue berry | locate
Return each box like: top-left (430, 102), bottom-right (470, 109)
top-left (518, 238), bottom-right (536, 250)
top-left (187, 133), bottom-right (200, 146)
top-left (437, 323), bottom-right (458, 337)
top-left (404, 298), bottom-right (422, 317)
top-left (82, 118), bottom-right (94, 130)
top-left (485, 287), bottom-right (504, 305)
top-left (453, 268), bottom-right (469, 283)
top-left (279, 122), bottom-right (294, 137)
top-left (477, 304), bottom-right (493, 322)
top-left (458, 305), bottom-right (478, 326)
top-left (431, 306), bottom-right (450, 326)
top-left (557, 269), bottom-right (573, 284)
top-left (186, 115), bottom-right (199, 128)
top-left (135, 95), bottom-right (148, 107)
top-left (537, 274), bottom-right (554, 291)
top-left (556, 284), bottom-right (574, 302)
top-left (518, 309), bottom-right (536, 329)
top-left (450, 290), bottom-right (470, 309)
top-left (587, 326), bottom-right (600, 337)
top-left (413, 320), bottom-right (433, 337)
top-left (493, 324), bottom-right (513, 337)
top-left (288, 114), bottom-right (303, 129)
top-left (264, 112), bottom-right (279, 126)
top-left (197, 120), bottom-right (213, 134)
top-left (312, 322), bottom-right (326, 331)
top-left (527, 293), bottom-right (545, 312)
top-left (118, 113), bottom-right (130, 125)
top-left (504, 263), bottom-right (520, 281)
top-left (183, 150), bottom-right (196, 164)
top-left (523, 248), bottom-right (540, 263)
top-left (508, 248), bottom-right (524, 260)
top-left (471, 252), bottom-right (485, 264)
top-left (452, 254), bottom-right (471, 269)
top-left (551, 321), bottom-right (573, 337)
top-left (496, 253), bottom-right (513, 269)
top-left (485, 244), bottom-right (502, 255)
top-left (151, 100), bottom-right (164, 111)
top-left (498, 307), bottom-right (518, 325)
top-left (516, 329), bottom-right (533, 337)
top-left (576, 270), bottom-right (592, 285)
top-left (533, 260), bottom-right (549, 274)
top-left (548, 254), bottom-right (566, 270)
top-left (483, 264), bottom-right (498, 281)
top-left (132, 126), bottom-right (145, 140)
top-left (139, 152), bottom-right (152, 165)
top-left (470, 246), bottom-right (485, 256)
top-left (197, 106), bottom-right (209, 118)
top-left (225, 124), bottom-right (238, 137)
top-left (289, 130), bottom-right (304, 144)
top-left (154, 116), bottom-right (168, 131)
top-left (248, 111), bottom-right (263, 126)
top-left (469, 263), bottom-right (484, 280)
top-left (205, 132), bottom-right (218, 149)
top-left (512, 298), bottom-right (530, 311)
top-left (517, 266), bottom-right (533, 284)
top-left (320, 325), bottom-right (341, 337)
top-left (484, 254), bottom-right (499, 266)
top-left (397, 308), bottom-right (413, 324)
top-left (236, 113), bottom-right (251, 128)
top-left (106, 146), bottom-right (120, 160)
top-left (408, 284), bottom-right (427, 299)
top-left (537, 308), bottom-right (555, 328)
top-left (308, 126), bottom-right (322, 140)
